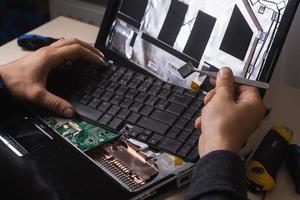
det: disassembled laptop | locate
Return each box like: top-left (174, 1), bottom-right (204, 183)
top-left (35, 0), bottom-right (290, 195)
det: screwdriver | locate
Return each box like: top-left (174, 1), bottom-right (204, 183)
top-left (178, 62), bottom-right (270, 90)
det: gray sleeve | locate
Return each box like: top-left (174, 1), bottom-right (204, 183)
top-left (186, 150), bottom-right (248, 200)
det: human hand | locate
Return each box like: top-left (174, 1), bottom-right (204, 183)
top-left (195, 68), bottom-right (266, 157)
top-left (0, 38), bottom-right (105, 117)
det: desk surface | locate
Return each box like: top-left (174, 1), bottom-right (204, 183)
top-left (1, 16), bottom-right (300, 200)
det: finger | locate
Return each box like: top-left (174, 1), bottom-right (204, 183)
top-left (51, 38), bottom-right (104, 58)
top-left (50, 44), bottom-right (105, 69)
top-left (237, 85), bottom-right (261, 103)
top-left (32, 88), bottom-right (75, 118)
top-left (204, 89), bottom-right (216, 105)
top-left (215, 67), bottom-right (235, 99)
top-left (195, 116), bottom-right (201, 129)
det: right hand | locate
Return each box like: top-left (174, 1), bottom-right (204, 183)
top-left (195, 67), bottom-right (266, 157)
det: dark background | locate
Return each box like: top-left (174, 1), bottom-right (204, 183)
top-left (0, 0), bottom-right (49, 45)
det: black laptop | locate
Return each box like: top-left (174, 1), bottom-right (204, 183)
top-left (0, 0), bottom-right (299, 199)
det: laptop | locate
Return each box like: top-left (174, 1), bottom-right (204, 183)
top-left (0, 0), bottom-right (299, 199)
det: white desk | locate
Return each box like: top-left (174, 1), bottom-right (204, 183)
top-left (1, 16), bottom-right (299, 200)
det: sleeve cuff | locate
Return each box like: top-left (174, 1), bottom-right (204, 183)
top-left (186, 150), bottom-right (247, 200)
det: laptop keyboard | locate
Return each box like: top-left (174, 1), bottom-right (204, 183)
top-left (65, 63), bottom-right (204, 162)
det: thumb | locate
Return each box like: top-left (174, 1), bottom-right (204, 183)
top-left (34, 89), bottom-right (75, 118)
top-left (216, 67), bottom-right (235, 99)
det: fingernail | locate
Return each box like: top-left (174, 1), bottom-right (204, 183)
top-left (219, 67), bottom-right (233, 78)
top-left (63, 108), bottom-right (74, 118)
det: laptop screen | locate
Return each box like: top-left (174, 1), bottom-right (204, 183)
top-left (103, 0), bottom-right (295, 89)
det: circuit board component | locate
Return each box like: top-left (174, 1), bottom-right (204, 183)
top-left (43, 118), bottom-right (118, 152)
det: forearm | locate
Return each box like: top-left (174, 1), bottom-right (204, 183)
top-left (186, 150), bottom-right (247, 200)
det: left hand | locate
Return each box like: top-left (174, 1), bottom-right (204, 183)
top-left (0, 38), bottom-right (105, 117)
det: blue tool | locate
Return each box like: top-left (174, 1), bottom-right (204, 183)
top-left (17, 34), bottom-right (59, 50)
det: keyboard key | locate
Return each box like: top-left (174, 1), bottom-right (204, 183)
top-left (120, 98), bottom-right (133, 109)
top-left (137, 117), bottom-right (169, 135)
top-left (128, 79), bottom-right (141, 89)
top-left (110, 65), bottom-right (118, 71)
top-left (172, 86), bottom-right (185, 94)
top-left (158, 89), bottom-right (170, 99)
top-left (148, 86), bottom-right (160, 96)
top-left (145, 77), bottom-right (155, 84)
top-left (162, 83), bottom-right (172, 90)
top-left (108, 117), bottom-right (124, 130)
top-left (106, 82), bottom-right (119, 92)
top-left (117, 67), bottom-right (126, 74)
top-left (177, 131), bottom-right (191, 142)
top-left (140, 105), bottom-right (154, 116)
top-left (155, 99), bottom-right (168, 110)
top-left (154, 80), bottom-right (163, 87)
top-left (143, 129), bottom-right (152, 136)
top-left (116, 85), bottom-right (128, 96)
top-left (128, 126), bottom-right (143, 137)
top-left (183, 108), bottom-right (198, 119)
top-left (97, 80), bottom-right (110, 89)
top-left (138, 134), bottom-right (149, 142)
top-left (193, 129), bottom-right (201, 136)
top-left (148, 134), bottom-right (163, 145)
top-left (178, 144), bottom-right (193, 158)
top-left (98, 114), bottom-right (113, 126)
top-left (127, 113), bottom-right (141, 124)
top-left (80, 94), bottom-right (92, 105)
top-left (135, 93), bottom-right (148, 103)
top-left (166, 103), bottom-right (186, 116)
top-left (186, 134), bottom-right (199, 146)
top-left (110, 73), bottom-right (122, 82)
top-left (92, 88), bottom-right (104, 98)
top-left (187, 147), bottom-right (199, 161)
top-left (167, 127), bottom-right (181, 138)
top-left (185, 90), bottom-right (196, 98)
top-left (134, 74), bottom-right (146, 81)
top-left (169, 94), bottom-right (192, 106)
top-left (138, 82), bottom-right (151, 93)
top-left (191, 98), bottom-right (204, 109)
top-left (111, 95), bottom-right (123, 105)
top-left (117, 109), bottom-right (130, 119)
top-left (130, 102), bottom-right (143, 113)
top-left (158, 137), bottom-right (182, 154)
top-left (107, 105), bottom-right (120, 116)
top-left (101, 91), bottom-right (113, 101)
top-left (119, 76), bottom-right (131, 86)
top-left (175, 118), bottom-right (189, 129)
top-left (131, 126), bottom-right (144, 134)
top-left (128, 131), bottom-right (139, 138)
top-left (125, 89), bottom-right (138, 99)
top-left (98, 102), bottom-right (111, 112)
top-left (151, 110), bottom-right (177, 125)
top-left (125, 70), bottom-right (135, 77)
top-left (145, 96), bottom-right (158, 106)
top-left (88, 98), bottom-right (101, 108)
top-left (73, 102), bottom-right (103, 122)
top-left (185, 121), bottom-right (195, 133)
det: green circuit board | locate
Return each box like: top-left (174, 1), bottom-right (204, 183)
top-left (44, 118), bottom-right (118, 152)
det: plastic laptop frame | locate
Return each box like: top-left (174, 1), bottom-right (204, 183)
top-left (95, 0), bottom-right (300, 86)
